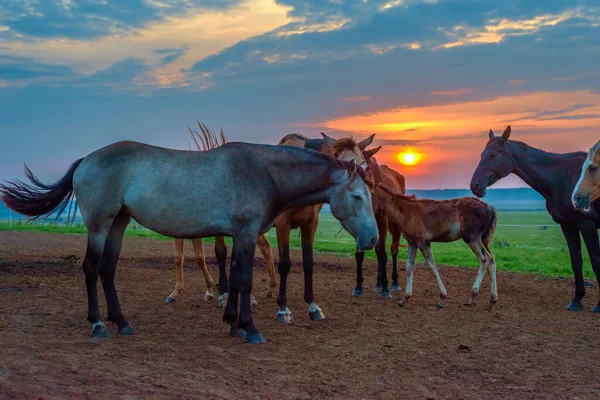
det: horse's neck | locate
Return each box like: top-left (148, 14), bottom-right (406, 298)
top-left (508, 141), bottom-right (569, 200)
top-left (386, 196), bottom-right (413, 227)
top-left (270, 157), bottom-right (333, 209)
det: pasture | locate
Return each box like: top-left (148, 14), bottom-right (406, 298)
top-left (1, 229), bottom-right (600, 399)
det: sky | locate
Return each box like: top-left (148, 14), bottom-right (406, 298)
top-left (0, 0), bottom-right (599, 189)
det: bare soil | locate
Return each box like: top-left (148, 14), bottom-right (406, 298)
top-left (1, 231), bottom-right (599, 399)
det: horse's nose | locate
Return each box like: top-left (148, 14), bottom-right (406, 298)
top-left (573, 195), bottom-right (582, 205)
top-left (471, 182), bottom-right (479, 193)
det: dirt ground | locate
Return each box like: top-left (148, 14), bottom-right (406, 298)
top-left (1, 231), bottom-right (600, 399)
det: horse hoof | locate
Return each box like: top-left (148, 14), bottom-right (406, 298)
top-left (380, 291), bottom-right (392, 299)
top-left (229, 327), bottom-right (246, 338)
top-left (567, 300), bottom-right (584, 311)
top-left (251, 295), bottom-right (259, 307)
top-left (351, 289), bottom-right (363, 297)
top-left (308, 303), bottom-right (325, 321)
top-left (246, 333), bottom-right (266, 344)
top-left (165, 296), bottom-right (176, 303)
top-left (396, 301), bottom-right (405, 308)
top-left (217, 294), bottom-right (228, 308)
top-left (119, 325), bottom-right (137, 335)
top-left (373, 285), bottom-right (382, 294)
top-left (436, 303), bottom-right (444, 310)
top-left (91, 322), bottom-right (109, 339)
top-left (203, 292), bottom-right (214, 302)
top-left (277, 308), bottom-right (293, 324)
top-left (592, 303), bottom-right (600, 313)
top-left (391, 284), bottom-right (402, 292)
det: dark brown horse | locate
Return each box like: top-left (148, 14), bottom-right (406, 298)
top-left (355, 151), bottom-right (406, 298)
top-left (470, 126), bottom-right (600, 313)
top-left (1, 142), bottom-right (379, 343)
top-left (274, 132), bottom-right (374, 323)
top-left (376, 185), bottom-right (498, 309)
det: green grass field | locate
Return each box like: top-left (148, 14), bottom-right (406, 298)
top-left (1, 211), bottom-right (595, 279)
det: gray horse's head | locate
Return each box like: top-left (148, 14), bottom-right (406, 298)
top-left (329, 160), bottom-right (379, 251)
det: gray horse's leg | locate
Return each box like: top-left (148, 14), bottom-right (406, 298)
top-left (301, 222), bottom-right (324, 321)
top-left (83, 225), bottom-right (111, 338)
top-left (223, 241), bottom-right (244, 338)
top-left (235, 234), bottom-right (265, 344)
top-left (100, 212), bottom-right (135, 335)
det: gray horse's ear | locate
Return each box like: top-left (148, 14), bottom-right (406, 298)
top-left (347, 159), bottom-right (357, 176)
top-left (363, 146), bottom-right (382, 159)
top-left (321, 132), bottom-right (336, 146)
top-left (488, 129), bottom-right (494, 139)
top-left (501, 125), bottom-right (511, 142)
top-left (358, 134), bottom-right (375, 150)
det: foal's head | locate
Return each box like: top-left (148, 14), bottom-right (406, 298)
top-left (470, 126), bottom-right (513, 198)
top-left (321, 133), bottom-right (375, 169)
top-left (572, 141), bottom-right (600, 213)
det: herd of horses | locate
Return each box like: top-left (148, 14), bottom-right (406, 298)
top-left (1, 123), bottom-right (600, 344)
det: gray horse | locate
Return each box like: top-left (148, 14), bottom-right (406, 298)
top-left (1, 141), bottom-right (379, 343)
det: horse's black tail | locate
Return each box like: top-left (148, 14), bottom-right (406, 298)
top-left (0, 158), bottom-right (84, 224)
top-left (482, 205), bottom-right (497, 246)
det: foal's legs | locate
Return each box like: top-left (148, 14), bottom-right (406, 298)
top-left (352, 249), bottom-right (365, 297)
top-left (100, 212), bottom-right (135, 335)
top-left (420, 244), bottom-right (447, 309)
top-left (561, 224), bottom-right (585, 311)
top-left (579, 221), bottom-right (600, 313)
top-left (397, 242), bottom-right (417, 307)
top-left (465, 240), bottom-right (490, 307)
top-left (165, 239), bottom-right (187, 303)
top-left (301, 221), bottom-right (325, 321)
top-left (215, 236), bottom-right (229, 308)
top-left (483, 242), bottom-right (498, 311)
top-left (276, 223), bottom-right (293, 323)
top-left (191, 238), bottom-right (215, 301)
top-left (389, 223), bottom-right (402, 292)
top-left (257, 233), bottom-right (277, 298)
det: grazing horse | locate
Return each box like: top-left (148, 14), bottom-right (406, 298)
top-left (376, 184), bottom-right (498, 310)
top-left (572, 140), bottom-right (600, 212)
top-left (1, 141), bottom-right (378, 343)
top-left (470, 126), bottom-right (600, 313)
top-left (274, 132), bottom-right (374, 323)
top-left (354, 150), bottom-right (406, 298)
top-left (166, 123), bottom-right (277, 305)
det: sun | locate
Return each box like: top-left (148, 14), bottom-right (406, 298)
top-left (397, 151), bottom-right (422, 166)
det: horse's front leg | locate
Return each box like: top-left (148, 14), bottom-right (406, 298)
top-left (389, 223), bottom-right (402, 292)
top-left (561, 224), bottom-right (585, 311)
top-left (301, 222), bottom-right (324, 321)
top-left (375, 214), bottom-right (391, 299)
top-left (580, 221), bottom-right (600, 313)
top-left (223, 241), bottom-right (245, 338)
top-left (235, 234), bottom-right (265, 344)
top-left (397, 242), bottom-right (417, 308)
top-left (352, 249), bottom-right (365, 297)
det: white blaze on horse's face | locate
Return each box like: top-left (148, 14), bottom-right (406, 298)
top-left (572, 141), bottom-right (600, 213)
top-left (329, 162), bottom-right (378, 251)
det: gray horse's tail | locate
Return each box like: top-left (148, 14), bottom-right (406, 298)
top-left (1, 158), bottom-right (84, 224)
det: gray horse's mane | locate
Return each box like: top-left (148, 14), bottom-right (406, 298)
top-left (189, 121), bottom-right (228, 152)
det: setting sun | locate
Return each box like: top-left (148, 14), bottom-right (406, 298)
top-left (397, 151), bottom-right (423, 166)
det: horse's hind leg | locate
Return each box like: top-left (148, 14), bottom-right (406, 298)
top-left (420, 245), bottom-right (447, 309)
top-left (301, 221), bottom-right (324, 321)
top-left (82, 226), bottom-right (110, 338)
top-left (466, 240), bottom-right (489, 308)
top-left (100, 212), bottom-right (135, 335)
top-left (223, 241), bottom-right (244, 338)
top-left (215, 236), bottom-right (229, 308)
top-left (397, 242), bottom-right (417, 308)
top-left (257, 234), bottom-right (277, 298)
top-left (165, 239), bottom-right (185, 303)
top-left (191, 238), bottom-right (215, 302)
top-left (275, 222), bottom-right (293, 323)
top-left (390, 223), bottom-right (402, 292)
top-left (483, 242), bottom-right (498, 311)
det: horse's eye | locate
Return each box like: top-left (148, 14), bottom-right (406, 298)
top-left (590, 165), bottom-right (597, 173)
top-left (353, 194), bottom-right (362, 201)
top-left (489, 152), bottom-right (497, 159)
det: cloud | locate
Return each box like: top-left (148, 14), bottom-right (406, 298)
top-left (342, 96), bottom-right (373, 102)
top-left (554, 71), bottom-right (600, 82)
top-left (510, 79), bottom-right (527, 85)
top-left (431, 88), bottom-right (472, 96)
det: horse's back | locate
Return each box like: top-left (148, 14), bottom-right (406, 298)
top-left (380, 165), bottom-right (406, 194)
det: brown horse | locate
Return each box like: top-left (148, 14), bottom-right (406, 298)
top-left (165, 123), bottom-right (277, 306)
top-left (572, 140), bottom-right (600, 212)
top-left (376, 184), bottom-right (498, 310)
top-left (275, 132), bottom-right (374, 323)
top-left (355, 149), bottom-right (406, 298)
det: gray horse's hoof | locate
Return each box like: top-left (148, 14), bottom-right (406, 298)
top-left (229, 326), bottom-right (246, 338)
top-left (277, 307), bottom-right (293, 324)
top-left (396, 300), bottom-right (406, 308)
top-left (436, 303), bottom-right (444, 310)
top-left (352, 289), bottom-right (363, 297)
top-left (91, 322), bottom-right (109, 339)
top-left (217, 294), bottom-right (228, 308)
top-left (567, 300), bottom-right (584, 311)
top-left (119, 325), bottom-right (137, 335)
top-left (380, 291), bottom-right (392, 299)
top-left (246, 333), bottom-right (266, 344)
top-left (592, 303), bottom-right (600, 313)
top-left (165, 296), bottom-right (176, 303)
top-left (373, 285), bottom-right (382, 294)
top-left (391, 284), bottom-right (402, 292)
top-left (308, 303), bottom-right (325, 321)
top-left (251, 295), bottom-right (259, 307)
